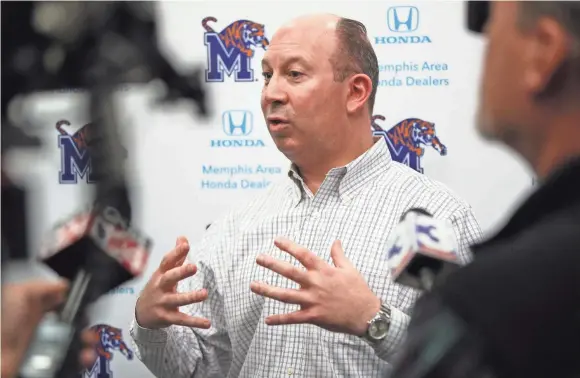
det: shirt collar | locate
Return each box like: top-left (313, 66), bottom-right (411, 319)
top-left (473, 155), bottom-right (580, 252)
top-left (287, 138), bottom-right (392, 205)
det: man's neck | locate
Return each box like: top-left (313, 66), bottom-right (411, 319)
top-left (297, 135), bottom-right (375, 194)
top-left (529, 113), bottom-right (580, 180)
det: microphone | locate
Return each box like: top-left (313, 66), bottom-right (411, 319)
top-left (18, 202), bottom-right (153, 378)
top-left (386, 208), bottom-right (461, 291)
top-left (392, 216), bottom-right (580, 378)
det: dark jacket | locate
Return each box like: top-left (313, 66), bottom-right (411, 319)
top-left (399, 157), bottom-right (580, 378)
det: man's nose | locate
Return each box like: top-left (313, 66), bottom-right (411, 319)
top-left (263, 75), bottom-right (288, 104)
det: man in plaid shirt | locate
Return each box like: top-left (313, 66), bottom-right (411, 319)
top-left (130, 13), bottom-right (483, 378)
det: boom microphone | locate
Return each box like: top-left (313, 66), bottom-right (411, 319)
top-left (18, 203), bottom-right (152, 378)
top-left (386, 208), bottom-right (460, 291)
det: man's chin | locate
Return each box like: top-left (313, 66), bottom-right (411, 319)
top-left (476, 112), bottom-right (500, 142)
top-left (477, 126), bottom-right (499, 142)
top-left (272, 137), bottom-right (298, 156)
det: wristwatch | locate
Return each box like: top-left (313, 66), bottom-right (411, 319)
top-left (361, 302), bottom-right (392, 343)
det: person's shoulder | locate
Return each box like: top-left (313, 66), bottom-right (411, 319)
top-left (380, 161), bottom-right (473, 215)
top-left (498, 206), bottom-right (580, 254)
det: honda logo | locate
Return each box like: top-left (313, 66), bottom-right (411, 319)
top-left (222, 110), bottom-right (253, 136)
top-left (387, 6), bottom-right (420, 33)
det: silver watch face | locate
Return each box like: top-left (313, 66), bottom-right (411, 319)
top-left (368, 317), bottom-right (389, 339)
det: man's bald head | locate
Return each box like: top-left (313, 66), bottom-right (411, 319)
top-left (271, 14), bottom-right (379, 115)
top-left (278, 13), bottom-right (340, 31)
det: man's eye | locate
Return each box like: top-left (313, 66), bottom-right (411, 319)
top-left (262, 72), bottom-right (272, 80)
top-left (289, 71), bottom-right (303, 78)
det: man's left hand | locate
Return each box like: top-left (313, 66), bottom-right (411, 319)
top-left (250, 237), bottom-right (381, 336)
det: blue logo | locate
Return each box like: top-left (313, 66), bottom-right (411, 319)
top-left (222, 110), bottom-right (253, 136)
top-left (202, 17), bottom-right (269, 82)
top-left (210, 110), bottom-right (265, 148)
top-left (56, 120), bottom-right (96, 184)
top-left (375, 6), bottom-right (432, 45)
top-left (372, 115), bottom-right (447, 174)
top-left (56, 120), bottom-right (127, 184)
top-left (416, 225), bottom-right (439, 247)
top-left (388, 236), bottom-right (404, 259)
top-left (83, 324), bottom-right (133, 378)
top-left (387, 6), bottom-right (419, 32)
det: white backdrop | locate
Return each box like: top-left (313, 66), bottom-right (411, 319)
top-left (4, 1), bottom-right (537, 377)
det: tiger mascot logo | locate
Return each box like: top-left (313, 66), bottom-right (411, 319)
top-left (56, 120), bottom-right (91, 150)
top-left (83, 324), bottom-right (133, 378)
top-left (202, 17), bottom-right (269, 58)
top-left (56, 119), bottom-right (128, 184)
top-left (372, 115), bottom-right (447, 173)
top-left (202, 17), bottom-right (269, 82)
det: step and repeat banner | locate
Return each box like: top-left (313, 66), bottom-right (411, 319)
top-left (6, 1), bottom-right (537, 377)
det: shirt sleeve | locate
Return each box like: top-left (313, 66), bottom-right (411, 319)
top-left (448, 205), bottom-right (483, 264)
top-left (129, 219), bottom-right (233, 378)
top-left (369, 205), bottom-right (483, 361)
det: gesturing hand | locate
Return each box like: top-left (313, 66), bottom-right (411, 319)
top-left (250, 237), bottom-right (381, 336)
top-left (135, 236), bottom-right (211, 330)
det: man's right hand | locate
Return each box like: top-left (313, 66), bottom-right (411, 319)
top-left (135, 236), bottom-right (211, 330)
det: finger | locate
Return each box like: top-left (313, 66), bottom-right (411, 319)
top-left (168, 312), bottom-right (211, 329)
top-left (159, 237), bottom-right (190, 273)
top-left (255, 254), bottom-right (308, 284)
top-left (330, 240), bottom-right (353, 269)
top-left (80, 348), bottom-right (97, 369)
top-left (163, 289), bottom-right (208, 307)
top-left (265, 310), bottom-right (311, 326)
top-left (159, 264), bottom-right (197, 290)
top-left (250, 281), bottom-right (306, 305)
top-left (23, 280), bottom-right (69, 312)
top-left (174, 236), bottom-right (189, 266)
top-left (274, 237), bottom-right (324, 270)
top-left (81, 329), bottom-right (99, 347)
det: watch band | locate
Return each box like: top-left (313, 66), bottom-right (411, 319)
top-left (379, 303), bottom-right (392, 323)
top-left (361, 302), bottom-right (392, 343)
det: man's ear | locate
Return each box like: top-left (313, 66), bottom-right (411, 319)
top-left (522, 17), bottom-right (569, 96)
top-left (346, 73), bottom-right (373, 114)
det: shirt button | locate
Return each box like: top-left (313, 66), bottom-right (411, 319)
top-left (311, 211), bottom-right (320, 219)
top-left (288, 368), bottom-right (293, 375)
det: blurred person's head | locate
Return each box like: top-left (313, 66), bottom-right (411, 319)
top-left (260, 14), bottom-right (379, 183)
top-left (478, 1), bottom-right (580, 179)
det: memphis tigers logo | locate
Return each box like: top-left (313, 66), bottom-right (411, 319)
top-left (56, 120), bottom-right (96, 184)
top-left (372, 115), bottom-right (447, 174)
top-left (202, 17), bottom-right (269, 82)
top-left (82, 324), bottom-right (133, 378)
top-left (57, 120), bottom-right (127, 184)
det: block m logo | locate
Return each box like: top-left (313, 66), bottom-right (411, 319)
top-left (202, 17), bottom-right (269, 82)
top-left (56, 120), bottom-right (96, 184)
